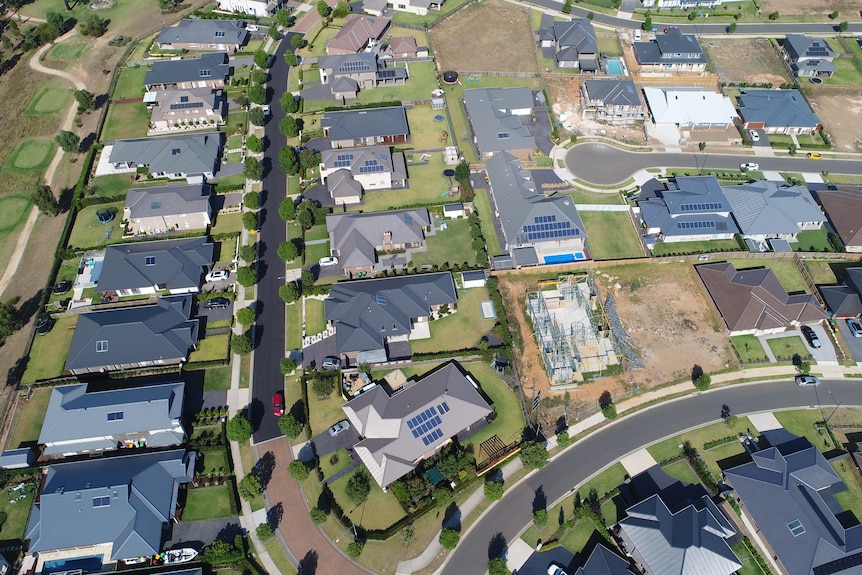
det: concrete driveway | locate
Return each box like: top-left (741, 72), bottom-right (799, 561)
top-left (302, 334), bottom-right (338, 369)
top-left (165, 517), bottom-right (244, 550)
top-left (311, 424), bottom-right (361, 457)
top-left (837, 318), bottom-right (862, 362)
top-left (758, 324), bottom-right (838, 364)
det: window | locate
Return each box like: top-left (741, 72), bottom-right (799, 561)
top-left (199, 69), bottom-right (212, 78)
top-left (107, 411), bottom-right (124, 421)
top-left (92, 496), bottom-right (111, 508)
top-left (96, 340), bottom-right (108, 353)
top-left (214, 30), bottom-right (226, 37)
top-left (145, 256), bottom-right (156, 265)
top-left (788, 519), bottom-right (805, 537)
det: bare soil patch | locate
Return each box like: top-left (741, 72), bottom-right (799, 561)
top-left (759, 0), bottom-right (856, 17)
top-left (805, 87), bottom-right (862, 152)
top-left (429, 0), bottom-right (537, 73)
top-left (702, 38), bottom-right (789, 85)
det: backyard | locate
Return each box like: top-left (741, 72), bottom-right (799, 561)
top-left (460, 361), bottom-right (524, 455)
top-left (411, 219), bottom-right (479, 268)
top-left (21, 316), bottom-right (77, 384)
top-left (7, 388), bottom-right (52, 447)
top-left (406, 104), bottom-right (455, 150)
top-left (67, 201), bottom-right (125, 249)
top-left (651, 238), bottom-right (741, 256)
top-left (410, 288), bottom-right (498, 353)
top-left (579, 211), bottom-right (643, 260)
top-left (352, 154), bottom-right (454, 212)
top-left (473, 188), bottom-right (502, 257)
top-left (102, 102), bottom-right (150, 141)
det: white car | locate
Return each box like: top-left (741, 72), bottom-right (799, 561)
top-left (548, 564), bottom-right (570, 575)
top-left (319, 256), bottom-right (339, 267)
top-left (262, 105), bottom-right (271, 116)
top-left (247, 24), bottom-right (260, 32)
top-left (748, 129), bottom-right (760, 142)
top-left (206, 269), bottom-right (229, 282)
top-left (740, 162), bottom-right (759, 171)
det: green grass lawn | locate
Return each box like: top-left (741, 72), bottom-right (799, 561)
top-left (305, 224), bottom-right (328, 242)
top-left (198, 367), bottom-right (232, 391)
top-left (223, 111), bottom-right (248, 135)
top-left (567, 189), bottom-right (624, 205)
top-left (473, 188), bottom-right (502, 257)
top-left (411, 288), bottom-right (497, 354)
top-left (462, 361), bottom-right (524, 453)
top-left (647, 419), bottom-right (752, 477)
top-left (307, 378), bottom-right (346, 435)
top-left (305, 241), bottom-right (331, 266)
top-left (22, 317), bottom-right (77, 384)
top-left (329, 470), bottom-right (406, 530)
top-left (286, 302), bottom-right (303, 350)
top-left (406, 103), bottom-right (453, 149)
top-left (68, 201), bottom-right (125, 249)
top-left (226, 152), bottom-right (243, 164)
top-left (824, 58), bottom-right (862, 86)
top-left (188, 333), bottom-right (231, 363)
top-left (662, 460), bottom-right (701, 485)
top-left (26, 86), bottom-right (73, 115)
top-left (199, 448), bottom-right (228, 476)
top-left (652, 238), bottom-right (740, 256)
top-left (47, 259), bottom-right (80, 306)
top-left (183, 485), bottom-right (234, 521)
top-left (831, 458), bottom-right (862, 514)
top-left (227, 134), bottom-right (244, 150)
top-left (724, 258), bottom-right (808, 293)
top-left (731, 335), bottom-right (769, 363)
top-left (2, 139), bottom-right (55, 174)
top-left (596, 36), bottom-right (623, 57)
top-left (211, 212), bottom-right (243, 236)
top-left (0, 480), bottom-right (38, 540)
top-left (264, 537), bottom-right (298, 575)
top-left (411, 219), bottom-right (478, 268)
top-left (580, 212), bottom-right (643, 260)
top-left (320, 448), bottom-right (354, 480)
top-left (102, 102), bottom-right (150, 141)
top-left (774, 410), bottom-right (837, 452)
top-left (766, 335), bottom-right (812, 362)
top-left (7, 388), bottom-right (52, 447)
top-left (216, 238), bottom-right (236, 266)
top-left (732, 541), bottom-right (767, 575)
top-left (795, 228), bottom-right (835, 252)
top-left (305, 298), bottom-right (327, 336)
top-left (113, 65), bottom-right (149, 100)
top-left (353, 155), bottom-right (453, 211)
top-left (90, 173), bottom-right (164, 199)
top-left (214, 172), bottom-right (247, 190)
top-left (48, 42), bottom-right (85, 60)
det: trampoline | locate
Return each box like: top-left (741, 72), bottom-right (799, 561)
top-left (443, 169), bottom-right (455, 177)
top-left (442, 70), bottom-right (459, 84)
top-left (96, 208), bottom-right (115, 224)
top-left (433, 114), bottom-right (445, 122)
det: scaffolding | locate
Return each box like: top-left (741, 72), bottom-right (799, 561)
top-left (527, 289), bottom-right (577, 384)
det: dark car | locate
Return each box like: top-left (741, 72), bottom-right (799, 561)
top-left (272, 392), bottom-right (285, 417)
top-left (203, 297), bottom-right (231, 310)
top-left (801, 325), bottom-right (822, 349)
top-left (35, 316), bottom-right (52, 336)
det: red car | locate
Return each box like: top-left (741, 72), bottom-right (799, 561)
top-left (272, 392), bottom-right (285, 417)
top-left (664, 26), bottom-right (679, 33)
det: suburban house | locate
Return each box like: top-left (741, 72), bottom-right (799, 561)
top-left (64, 295), bottom-right (199, 374)
top-left (324, 272), bottom-right (457, 365)
top-left (575, 545), bottom-right (635, 575)
top-left (39, 381), bottom-right (186, 459)
top-left (724, 433), bottom-right (862, 575)
top-left (321, 106), bottom-right (410, 148)
top-left (317, 53), bottom-right (409, 100)
top-left (155, 19), bottom-right (249, 52)
top-left (463, 87), bottom-right (536, 160)
top-left (325, 14), bottom-right (390, 54)
top-left (642, 88), bottom-right (738, 129)
top-left (696, 262), bottom-right (826, 335)
top-left (633, 29), bottom-right (707, 72)
top-left (486, 152), bottom-right (588, 266)
top-left (104, 132), bottom-right (222, 182)
top-left (721, 180), bottom-right (826, 242)
top-left (783, 34), bottom-right (836, 78)
top-left (341, 361), bottom-right (492, 488)
top-left (364, 0), bottom-right (442, 17)
top-left (820, 267), bottom-right (862, 318)
top-left (123, 183), bottom-right (213, 236)
top-left (215, 0), bottom-right (281, 16)
top-left (580, 79), bottom-right (645, 125)
top-left (617, 493), bottom-right (742, 575)
top-left (25, 450), bottom-right (195, 568)
top-left (388, 36), bottom-right (428, 58)
top-left (817, 186), bottom-right (862, 252)
top-left (96, 237), bottom-right (214, 297)
top-left (635, 176), bottom-right (739, 248)
top-left (145, 88), bottom-right (225, 133)
top-left (538, 17), bottom-right (598, 71)
top-left (143, 52), bottom-right (232, 91)
top-left (736, 89), bottom-right (822, 135)
top-left (326, 208), bottom-right (431, 276)
top-left (319, 145), bottom-right (407, 204)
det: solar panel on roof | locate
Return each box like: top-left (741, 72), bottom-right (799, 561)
top-left (169, 101), bottom-right (205, 110)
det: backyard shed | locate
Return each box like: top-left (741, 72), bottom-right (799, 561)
top-left (444, 203), bottom-right (465, 219)
top-left (0, 447), bottom-right (37, 469)
top-left (461, 270), bottom-right (487, 288)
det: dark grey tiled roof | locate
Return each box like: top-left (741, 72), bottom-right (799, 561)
top-left (583, 79), bottom-right (641, 107)
top-left (634, 30), bottom-right (705, 64)
top-left (144, 52), bottom-right (231, 86)
top-left (97, 236), bottom-right (213, 293)
top-left (156, 19), bottom-right (248, 47)
top-left (326, 209), bottom-right (429, 270)
top-left (737, 89), bottom-right (821, 130)
top-left (321, 106), bottom-right (409, 142)
top-left (784, 34), bottom-right (836, 62)
top-left (109, 132), bottom-right (222, 176)
top-left (125, 184), bottom-right (211, 220)
top-left (463, 88), bottom-right (535, 156)
top-left (637, 176), bottom-right (739, 238)
top-left (721, 180), bottom-right (825, 236)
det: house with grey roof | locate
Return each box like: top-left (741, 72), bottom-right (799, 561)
top-left (123, 183), bottom-right (213, 236)
top-left (156, 19), bottom-right (249, 52)
top-left (818, 186), bottom-right (862, 253)
top-left (486, 152), bottom-right (588, 266)
top-left (696, 262), bottom-right (826, 335)
top-left (633, 29), bottom-right (706, 72)
top-left (146, 87), bottom-right (225, 133)
top-left (783, 34), bottom-right (836, 78)
top-left (636, 176), bottom-right (739, 250)
top-left (575, 545), bottom-right (635, 575)
top-left (325, 14), bottom-right (390, 54)
top-left (25, 449), bottom-right (195, 567)
top-left (617, 492), bottom-right (741, 575)
top-left (216, 0), bottom-right (281, 17)
top-left (463, 87), bottom-right (536, 160)
top-left (96, 236), bottom-right (214, 297)
top-left (144, 52), bottom-right (232, 91)
top-left (317, 53), bottom-right (409, 100)
top-left (321, 106), bottom-right (410, 148)
top-left (581, 79), bottom-right (644, 125)
top-left (39, 381), bottom-right (186, 459)
top-left (737, 89), bottom-right (821, 135)
top-left (538, 18), bottom-right (598, 70)
top-left (65, 295), bottom-right (199, 374)
top-left (319, 145), bottom-right (407, 205)
top-left (106, 132), bottom-right (222, 182)
top-left (722, 180), bottom-right (825, 242)
top-left (326, 209), bottom-right (431, 276)
top-left (724, 433), bottom-right (862, 575)
top-left (324, 272), bottom-right (457, 365)
top-left (342, 360), bottom-right (491, 488)
top-left (820, 266), bottom-right (862, 318)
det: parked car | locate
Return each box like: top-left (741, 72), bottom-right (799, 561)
top-left (807, 152), bottom-right (823, 160)
top-left (748, 129), bottom-right (760, 142)
top-left (202, 297), bottom-right (231, 310)
top-left (795, 375), bottom-right (821, 387)
top-left (633, 29), bottom-right (642, 41)
top-left (272, 392), bottom-right (285, 417)
top-left (740, 162), bottom-right (759, 171)
top-left (801, 325), bottom-right (822, 349)
top-left (847, 317), bottom-right (862, 338)
top-left (548, 564), bottom-right (570, 575)
top-left (206, 269), bottom-right (229, 282)
top-left (319, 256), bottom-right (339, 267)
top-left (663, 26), bottom-right (679, 33)
top-left (262, 105), bottom-right (271, 116)
top-left (328, 420), bottom-right (350, 437)
top-left (322, 356), bottom-right (341, 370)
top-left (247, 24), bottom-right (259, 31)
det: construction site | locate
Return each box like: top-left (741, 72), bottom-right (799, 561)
top-left (526, 273), bottom-right (641, 387)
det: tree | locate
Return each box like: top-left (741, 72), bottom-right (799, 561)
top-left (519, 440), bottom-right (548, 470)
top-left (694, 373), bottom-right (711, 391)
top-left (829, 9), bottom-right (839, 18)
top-left (0, 301), bottom-right (22, 340)
top-left (279, 146), bottom-right (299, 175)
top-left (256, 523), bottom-right (274, 540)
top-left (310, 507), bottom-right (327, 524)
top-left (298, 148), bottom-right (320, 170)
top-left (643, 15), bottom-right (652, 31)
top-left (242, 211), bottom-right (258, 231)
top-left (254, 49), bottom-right (270, 68)
top-left (252, 69), bottom-right (268, 85)
top-left (332, 0), bottom-right (350, 17)
top-left (484, 481), bottom-right (504, 501)
top-left (246, 134), bottom-right (263, 154)
top-left (74, 89), bottom-right (96, 112)
top-left (243, 191), bottom-right (260, 210)
top-left (687, 10), bottom-right (697, 19)
top-left (55, 130), bottom-right (80, 153)
top-left (726, 21), bottom-right (737, 33)
top-left (279, 282), bottom-right (300, 303)
top-left (231, 333), bottom-right (254, 356)
top-left (838, 20), bottom-right (849, 32)
top-left (488, 558), bottom-right (509, 575)
top-left (203, 538), bottom-right (244, 565)
top-left (438, 528), bottom-right (460, 550)
top-left (279, 197), bottom-right (296, 220)
top-left (297, 207), bottom-right (314, 229)
top-left (284, 52), bottom-right (298, 66)
top-left (280, 357), bottom-right (297, 374)
top-left (533, 509), bottom-right (548, 526)
top-left (78, 13), bottom-right (108, 37)
top-left (244, 157), bottom-right (263, 180)
top-left (32, 184), bottom-right (58, 216)
top-left (290, 34), bottom-right (307, 50)
top-left (277, 241), bottom-right (299, 261)
top-left (698, 141), bottom-right (707, 151)
top-left (239, 243), bottom-right (257, 263)
top-left (238, 473), bottom-right (263, 500)
top-left (301, 269), bottom-right (314, 289)
top-left (236, 306), bottom-right (256, 326)
top-left (279, 414), bottom-right (303, 438)
top-left (454, 160), bottom-right (470, 183)
top-left (236, 266), bottom-right (257, 287)
top-left (346, 469), bottom-right (371, 503)
top-left (288, 460), bottom-right (310, 480)
top-left (768, 10), bottom-right (778, 19)
top-left (602, 403), bottom-right (618, 419)
top-left (249, 107), bottom-right (266, 126)
top-left (346, 542), bottom-right (364, 558)
top-left (268, 25), bottom-right (280, 40)
top-left (317, 0), bottom-right (330, 17)
top-left (248, 84), bottom-right (266, 105)
top-left (280, 116), bottom-right (303, 137)
top-left (276, 8), bottom-right (295, 27)
top-left (281, 92), bottom-right (300, 113)
top-left (312, 377), bottom-right (335, 397)
top-left (226, 412), bottom-right (253, 442)
top-left (46, 12), bottom-right (66, 37)
top-left (557, 430), bottom-right (572, 448)
top-left (561, 0), bottom-right (572, 13)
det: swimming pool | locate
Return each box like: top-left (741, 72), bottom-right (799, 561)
top-left (606, 59), bottom-right (624, 76)
top-left (42, 555), bottom-right (104, 575)
top-left (543, 253), bottom-right (586, 264)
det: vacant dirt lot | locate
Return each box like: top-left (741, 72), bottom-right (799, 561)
top-left (759, 0), bottom-right (857, 17)
top-left (702, 38), bottom-right (788, 85)
top-left (498, 263), bottom-right (738, 420)
top-left (805, 87), bottom-right (862, 152)
top-left (429, 0), bottom-right (537, 73)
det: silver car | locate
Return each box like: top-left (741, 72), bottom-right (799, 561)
top-left (847, 318), bottom-right (862, 338)
top-left (795, 375), bottom-right (821, 387)
top-left (328, 420), bottom-right (350, 437)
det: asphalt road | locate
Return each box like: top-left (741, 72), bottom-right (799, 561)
top-left (442, 379), bottom-right (862, 575)
top-left (251, 38), bottom-right (291, 444)
top-left (565, 143), bottom-right (862, 185)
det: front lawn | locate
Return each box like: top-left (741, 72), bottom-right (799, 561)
top-left (199, 367), bottom-right (232, 391)
top-left (305, 298), bottom-right (327, 336)
top-left (461, 361), bottom-right (524, 454)
top-left (774, 410), bottom-right (837, 452)
top-left (319, 448), bottom-right (354, 480)
top-left (305, 224), bottom-right (328, 242)
top-left (211, 212), bottom-right (243, 236)
top-left (410, 288), bottom-right (497, 354)
top-left (580, 211), bottom-right (643, 260)
top-left (188, 333), bottom-right (231, 363)
top-left (101, 102), bottom-right (149, 142)
top-left (22, 317), bottom-right (77, 384)
top-left (306, 377), bottom-right (346, 436)
top-left (647, 418), bottom-right (753, 478)
top-left (831, 458), bottom-right (862, 514)
top-left (7, 388), bottom-right (52, 447)
top-left (305, 241), bottom-right (331, 266)
top-left (68, 201), bottom-right (125, 249)
top-left (766, 336), bottom-right (812, 362)
top-left (182, 485), bottom-right (234, 521)
top-left (652, 239), bottom-right (741, 256)
top-left (216, 238), bottom-right (236, 266)
top-left (731, 335), bottom-right (769, 363)
top-left (199, 448), bottom-right (228, 476)
top-left (286, 302), bottom-right (303, 350)
top-left (596, 36), bottom-right (623, 56)
top-left (662, 460), bottom-right (701, 485)
top-left (411, 219), bottom-right (479, 268)
top-left (328, 471), bottom-right (406, 530)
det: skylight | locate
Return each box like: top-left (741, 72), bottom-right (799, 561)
top-left (92, 496), bottom-right (111, 508)
top-left (96, 340), bottom-right (108, 353)
top-left (145, 256), bottom-right (156, 265)
top-left (788, 519), bottom-right (806, 537)
top-left (107, 411), bottom-right (124, 421)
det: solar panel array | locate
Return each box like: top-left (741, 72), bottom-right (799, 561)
top-left (333, 153), bottom-right (354, 168)
top-left (497, 132), bottom-right (509, 139)
top-left (170, 101), bottom-right (205, 110)
top-left (679, 202), bottom-right (722, 211)
top-left (676, 221), bottom-right (716, 229)
top-left (407, 406), bottom-right (443, 444)
top-left (339, 60), bottom-right (372, 73)
top-left (526, 228), bottom-right (580, 241)
top-left (523, 221), bottom-right (572, 233)
top-left (535, 215), bottom-right (557, 223)
top-left (422, 429), bottom-right (443, 445)
top-left (358, 159), bottom-right (385, 174)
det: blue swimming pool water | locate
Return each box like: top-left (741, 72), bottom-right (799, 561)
top-left (606, 59), bottom-right (624, 75)
top-left (544, 254), bottom-right (576, 264)
top-left (42, 555), bottom-right (104, 575)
